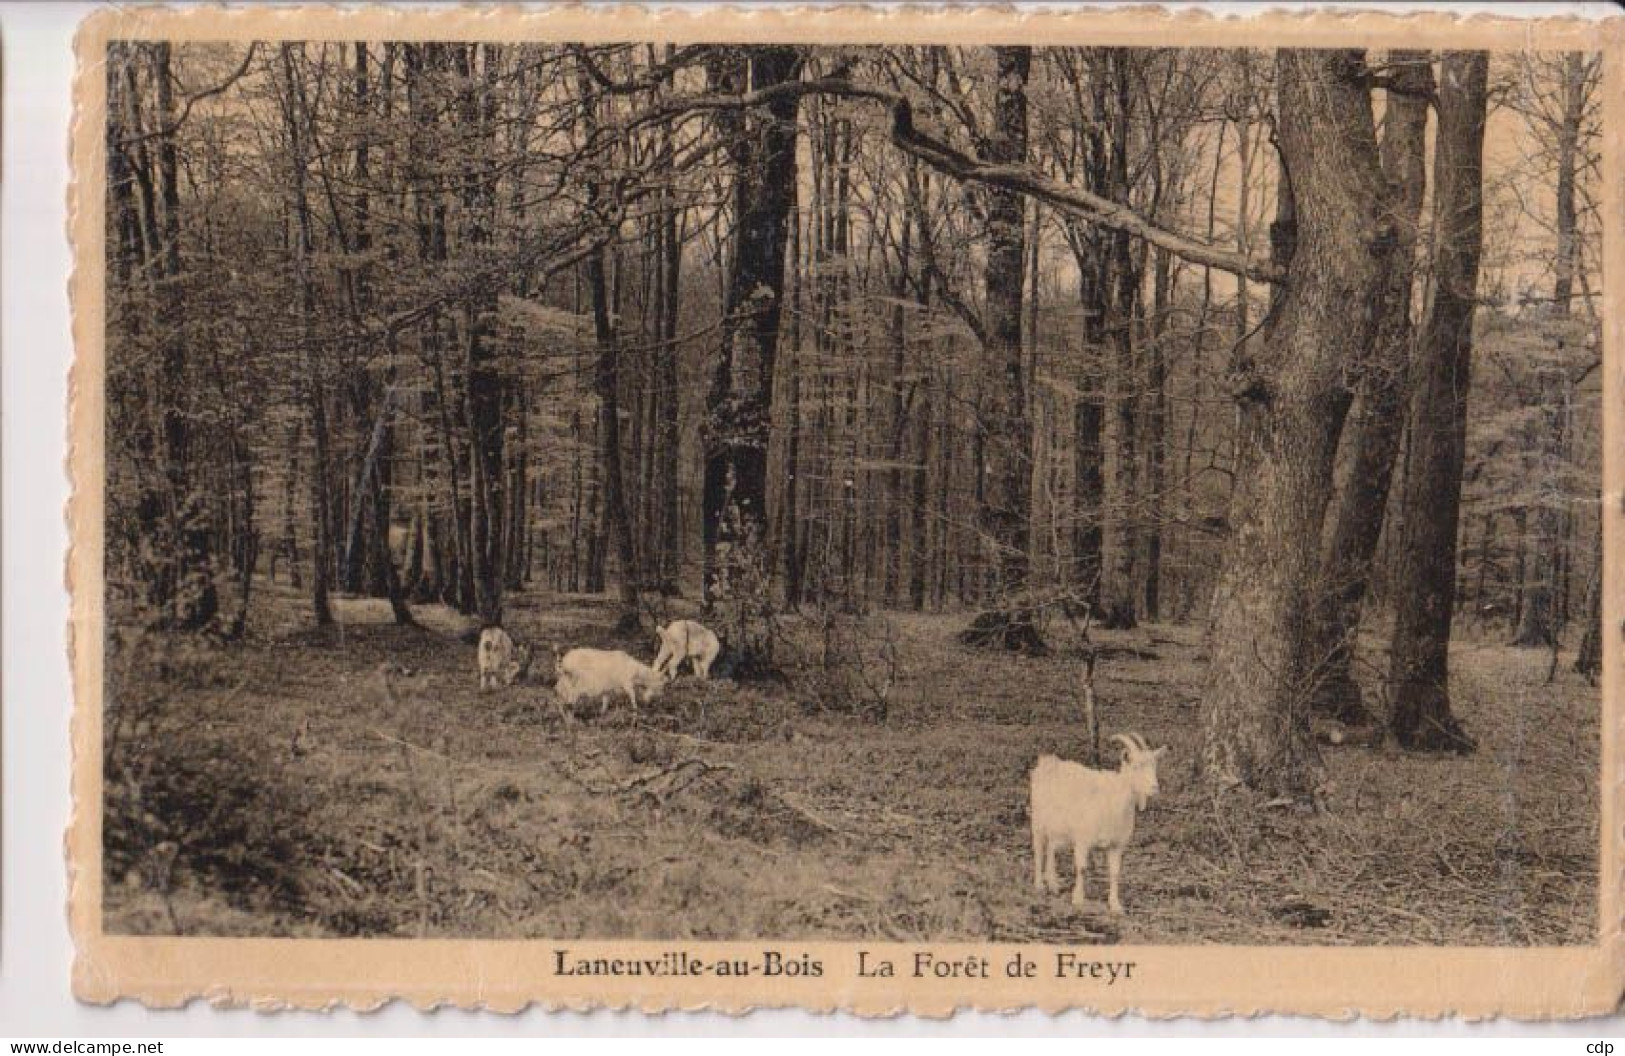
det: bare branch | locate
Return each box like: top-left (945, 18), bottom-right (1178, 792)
top-left (570, 43), bottom-right (714, 95)
top-left (118, 42), bottom-right (262, 147)
top-left (639, 74), bottom-right (1285, 284)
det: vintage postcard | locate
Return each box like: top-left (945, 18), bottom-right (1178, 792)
top-left (69, 3), bottom-right (1625, 1017)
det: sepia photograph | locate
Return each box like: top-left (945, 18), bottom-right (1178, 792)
top-left (68, 4), bottom-right (1624, 1015)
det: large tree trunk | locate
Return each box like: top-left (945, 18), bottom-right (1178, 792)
top-left (701, 46), bottom-right (802, 607)
top-left (967, 45), bottom-right (1036, 648)
top-left (1385, 51), bottom-right (1488, 754)
top-left (1307, 50), bottom-right (1433, 723)
top-left (1199, 50), bottom-right (1392, 798)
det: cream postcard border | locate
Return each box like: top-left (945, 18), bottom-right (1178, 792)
top-left (66, 3), bottom-right (1625, 1017)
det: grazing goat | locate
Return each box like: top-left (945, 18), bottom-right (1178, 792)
top-left (1030, 732), bottom-right (1166, 915)
top-left (653, 619), bottom-right (722, 680)
top-left (477, 627), bottom-right (533, 690)
top-left (554, 647), bottom-right (668, 721)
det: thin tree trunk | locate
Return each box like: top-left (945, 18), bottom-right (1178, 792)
top-left (1515, 52), bottom-right (1585, 649)
top-left (577, 61), bottom-right (641, 624)
top-left (886, 203), bottom-right (913, 605)
top-left (1234, 60), bottom-right (1253, 342)
top-left (1575, 524), bottom-right (1602, 681)
top-left (459, 44), bottom-right (506, 627)
top-left (1142, 245), bottom-right (1170, 622)
top-left (283, 44), bottom-right (334, 627)
top-left (658, 151), bottom-right (683, 591)
top-left (132, 42), bottom-right (219, 629)
top-left (1097, 53), bottom-right (1141, 630)
top-left (781, 166), bottom-right (807, 609)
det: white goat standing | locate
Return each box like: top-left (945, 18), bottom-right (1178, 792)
top-left (1030, 732), bottom-right (1166, 914)
top-left (652, 619), bottom-right (722, 680)
top-left (477, 627), bottom-right (532, 690)
top-left (554, 647), bottom-right (669, 721)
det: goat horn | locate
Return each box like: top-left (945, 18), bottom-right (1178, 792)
top-left (1109, 733), bottom-right (1140, 756)
top-left (1119, 731), bottom-right (1150, 753)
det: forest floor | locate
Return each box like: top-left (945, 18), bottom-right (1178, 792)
top-left (104, 581), bottom-right (1598, 945)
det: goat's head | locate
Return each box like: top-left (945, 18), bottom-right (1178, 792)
top-left (1110, 732), bottom-right (1167, 808)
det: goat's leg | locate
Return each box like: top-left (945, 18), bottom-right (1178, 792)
top-left (1071, 846), bottom-right (1089, 909)
top-left (1032, 829), bottom-right (1045, 892)
top-left (1105, 848), bottom-right (1124, 915)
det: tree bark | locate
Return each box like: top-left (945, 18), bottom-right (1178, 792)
top-left (1307, 49), bottom-right (1433, 722)
top-left (968, 45), bottom-right (1036, 646)
top-left (1385, 51), bottom-right (1488, 754)
top-left (1199, 50), bottom-right (1392, 797)
top-left (701, 46), bottom-right (803, 607)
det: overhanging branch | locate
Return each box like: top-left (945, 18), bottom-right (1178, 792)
top-left (639, 75), bottom-right (1285, 286)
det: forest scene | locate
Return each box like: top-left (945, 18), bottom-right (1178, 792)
top-left (100, 39), bottom-right (1603, 944)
